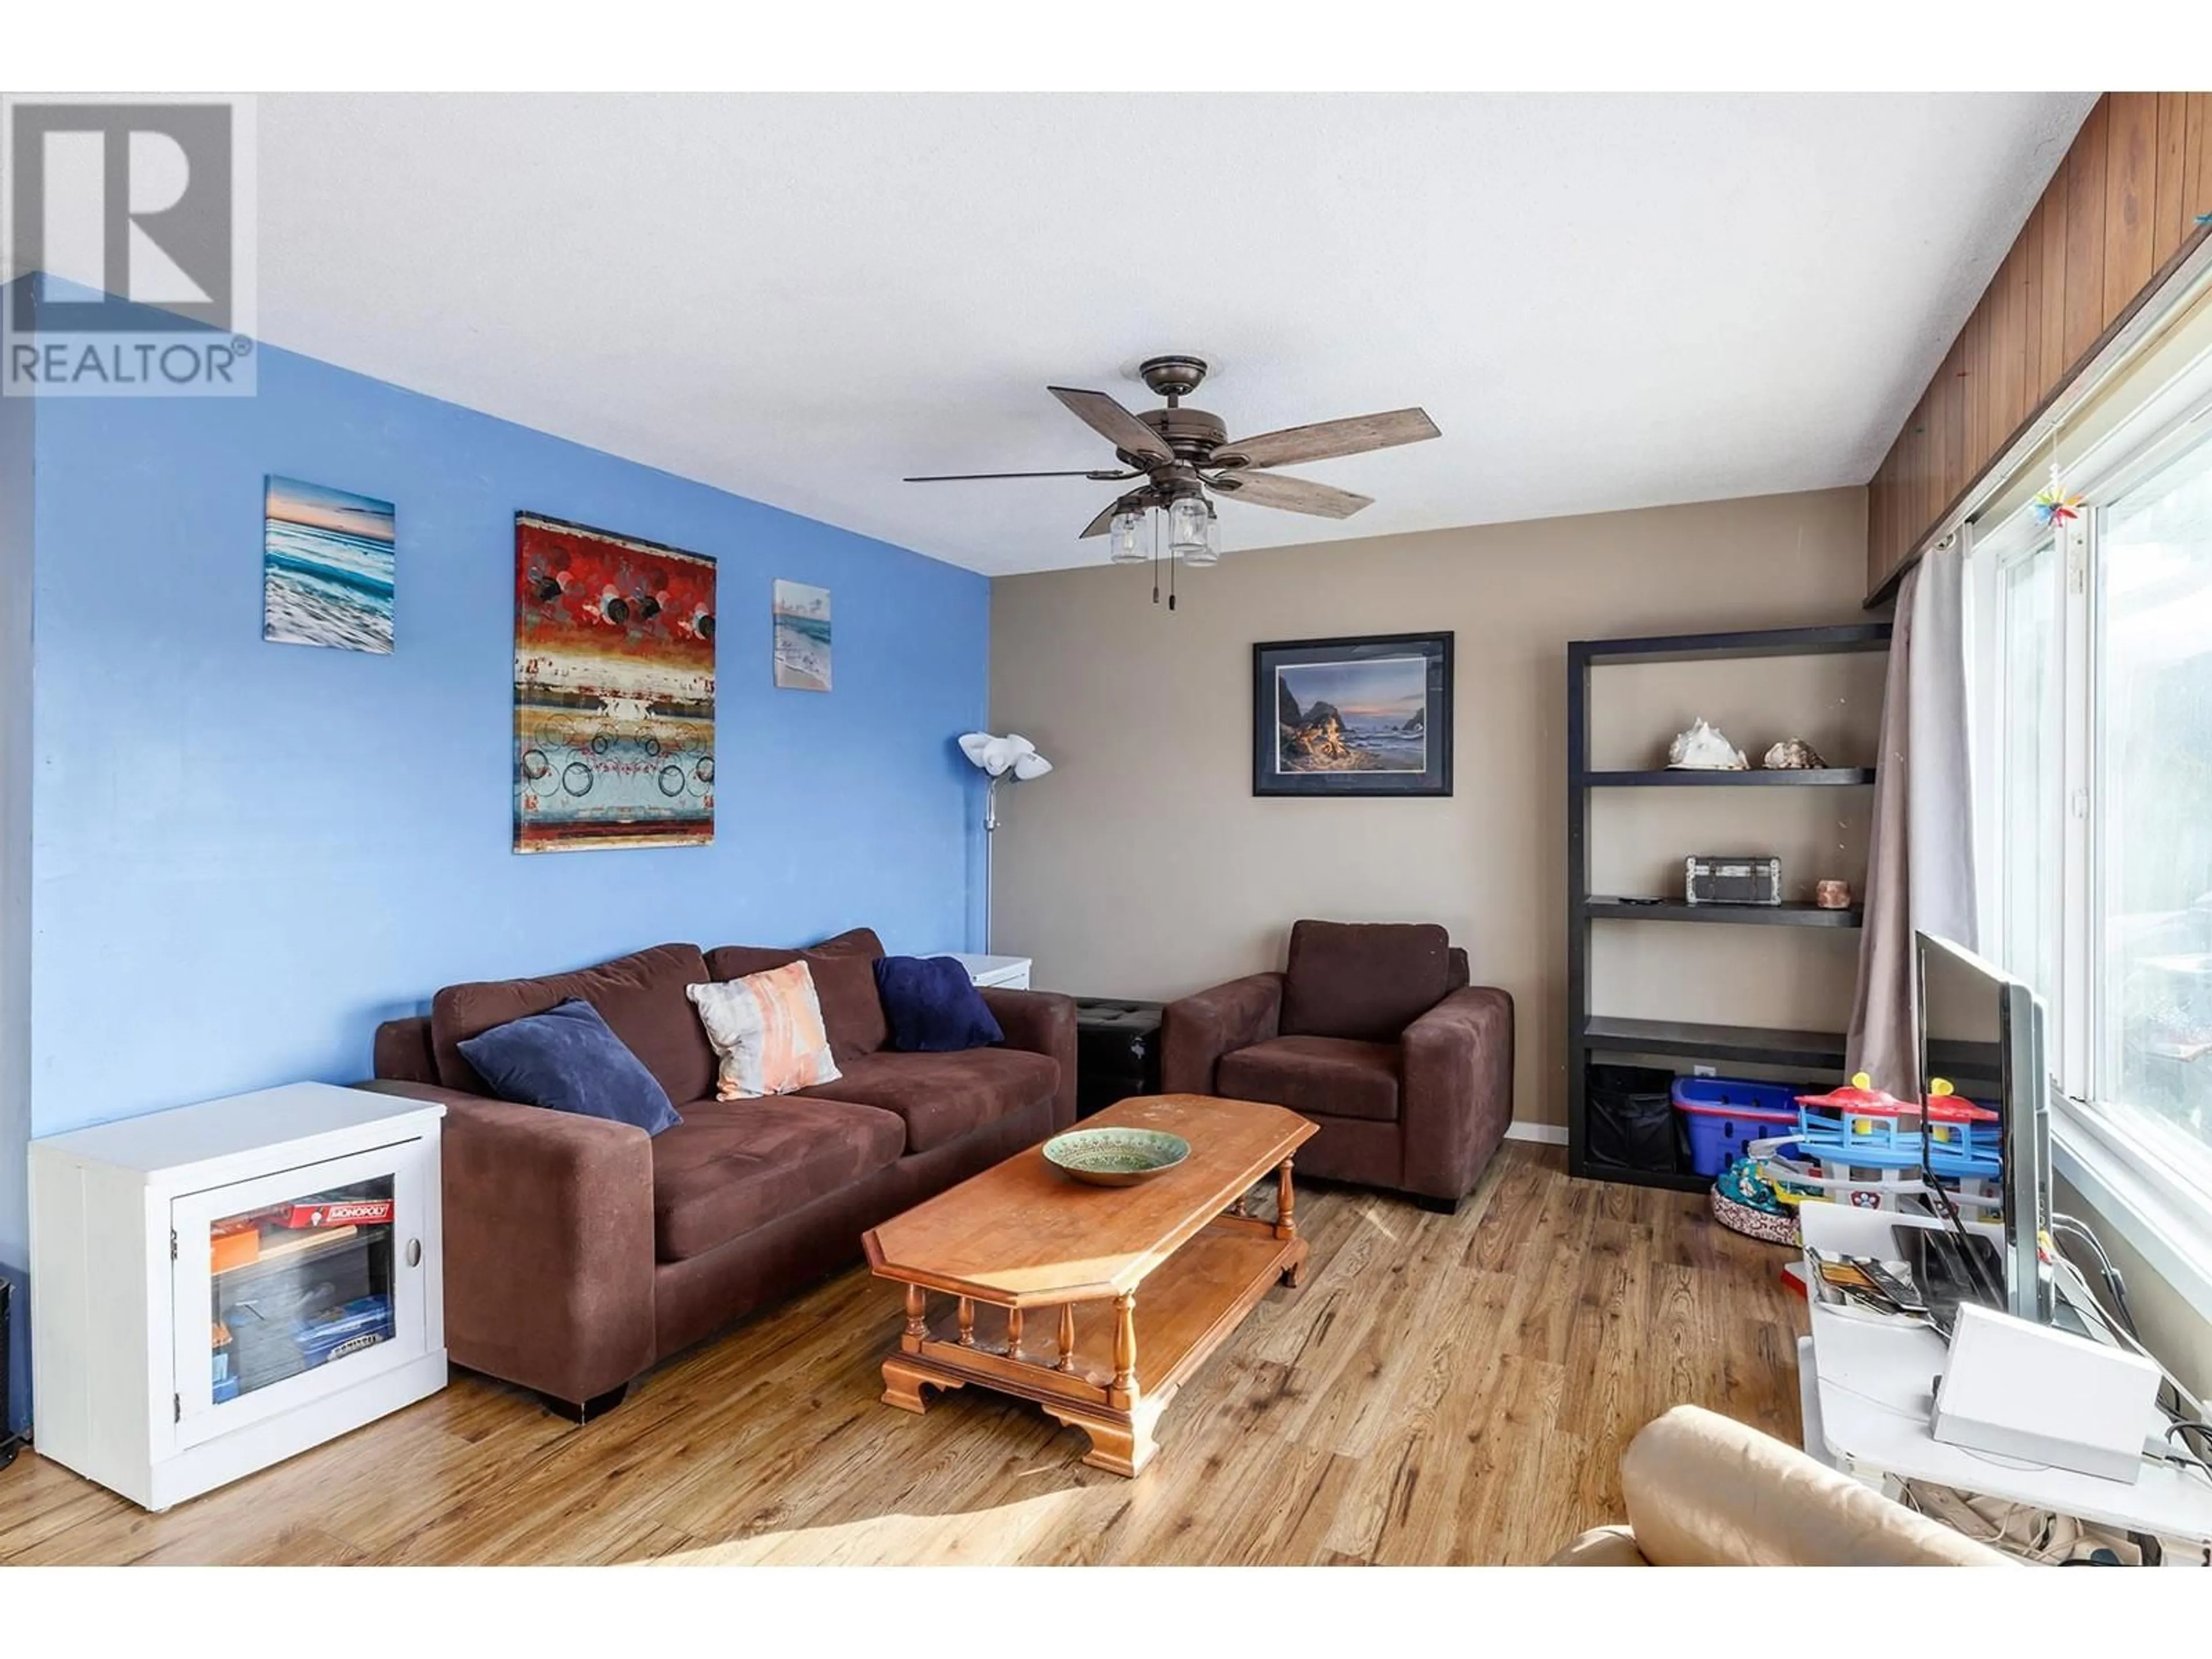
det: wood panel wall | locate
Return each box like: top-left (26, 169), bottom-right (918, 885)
top-left (1866, 93), bottom-right (2212, 600)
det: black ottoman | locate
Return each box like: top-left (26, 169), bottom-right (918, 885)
top-left (1073, 998), bottom-right (1165, 1119)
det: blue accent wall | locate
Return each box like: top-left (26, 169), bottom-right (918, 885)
top-left (5, 299), bottom-right (988, 1430)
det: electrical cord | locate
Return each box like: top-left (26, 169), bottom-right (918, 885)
top-left (2165, 1421), bottom-right (2212, 1460)
top-left (1956, 1442), bottom-right (2055, 1474)
top-left (1816, 1369), bottom-right (1938, 1424)
top-left (2051, 1211), bottom-right (2137, 1337)
top-left (2149, 1444), bottom-right (2212, 1490)
top-left (1821, 1194), bottom-right (2212, 1508)
top-left (1918, 1116), bottom-right (2007, 1310)
top-left (2051, 1198), bottom-right (2191, 1422)
top-left (2049, 1255), bottom-right (2212, 1490)
top-left (2054, 1253), bottom-right (2211, 1422)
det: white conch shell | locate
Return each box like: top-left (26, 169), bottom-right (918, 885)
top-left (1665, 718), bottom-right (1747, 771)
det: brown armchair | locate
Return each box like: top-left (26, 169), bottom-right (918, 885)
top-left (1160, 921), bottom-right (1513, 1211)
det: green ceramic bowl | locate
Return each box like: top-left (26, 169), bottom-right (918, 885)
top-left (1041, 1126), bottom-right (1192, 1187)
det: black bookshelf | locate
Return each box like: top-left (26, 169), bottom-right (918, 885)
top-left (1581, 1016), bottom-right (1851, 1070)
top-left (1580, 767), bottom-right (1876, 789)
top-left (1584, 898), bottom-right (1862, 928)
top-left (1567, 622), bottom-right (1892, 1189)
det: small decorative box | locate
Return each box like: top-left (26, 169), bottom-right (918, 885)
top-left (1685, 855), bottom-right (1782, 906)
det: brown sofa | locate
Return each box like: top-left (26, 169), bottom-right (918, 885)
top-left (362, 929), bottom-right (1074, 1417)
top-left (1160, 920), bottom-right (1512, 1211)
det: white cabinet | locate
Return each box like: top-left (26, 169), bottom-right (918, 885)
top-left (945, 952), bottom-right (1033, 991)
top-left (30, 1083), bottom-right (446, 1510)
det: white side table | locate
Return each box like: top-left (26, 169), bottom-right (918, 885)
top-left (1797, 1201), bottom-right (2212, 1547)
top-left (31, 1082), bottom-right (446, 1510)
top-left (944, 952), bottom-right (1032, 991)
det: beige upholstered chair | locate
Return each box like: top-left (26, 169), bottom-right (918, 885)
top-left (1550, 1405), bottom-right (2008, 1566)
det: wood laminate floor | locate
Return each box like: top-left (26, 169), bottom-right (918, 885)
top-left (0, 1143), bottom-right (1807, 1566)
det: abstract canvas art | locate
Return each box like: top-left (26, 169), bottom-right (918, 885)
top-left (1252, 632), bottom-right (1453, 797)
top-left (513, 513), bottom-right (716, 853)
top-left (772, 579), bottom-right (831, 691)
top-left (263, 475), bottom-right (395, 653)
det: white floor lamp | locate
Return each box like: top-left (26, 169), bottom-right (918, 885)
top-left (959, 732), bottom-right (1052, 953)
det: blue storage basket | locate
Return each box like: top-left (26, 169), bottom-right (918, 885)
top-left (1672, 1078), bottom-right (1801, 1178)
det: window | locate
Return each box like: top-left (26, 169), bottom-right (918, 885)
top-left (2093, 431), bottom-right (2212, 1178)
top-left (1984, 407), bottom-right (2212, 1237)
top-left (1994, 536), bottom-right (2063, 1008)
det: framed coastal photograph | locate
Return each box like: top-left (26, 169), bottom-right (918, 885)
top-left (772, 579), bottom-right (831, 691)
top-left (263, 475), bottom-right (396, 653)
top-left (1252, 632), bottom-right (1453, 797)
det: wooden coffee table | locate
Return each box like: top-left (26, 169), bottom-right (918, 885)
top-left (862, 1093), bottom-right (1315, 1475)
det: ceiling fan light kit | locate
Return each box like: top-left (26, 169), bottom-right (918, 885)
top-left (905, 353), bottom-right (1438, 605)
top-left (1107, 509), bottom-right (1147, 565)
top-left (1168, 494), bottom-right (1217, 566)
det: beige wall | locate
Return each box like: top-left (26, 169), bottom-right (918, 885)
top-left (989, 487), bottom-right (1880, 1131)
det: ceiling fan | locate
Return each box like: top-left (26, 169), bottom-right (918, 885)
top-left (904, 354), bottom-right (1440, 554)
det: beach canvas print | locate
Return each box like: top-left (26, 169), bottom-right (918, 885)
top-left (513, 513), bottom-right (717, 853)
top-left (263, 476), bottom-right (396, 653)
top-left (1252, 632), bottom-right (1453, 797)
top-left (772, 580), bottom-right (831, 691)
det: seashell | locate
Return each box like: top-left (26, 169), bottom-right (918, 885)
top-left (1665, 718), bottom-right (1748, 771)
top-left (1761, 737), bottom-right (1827, 771)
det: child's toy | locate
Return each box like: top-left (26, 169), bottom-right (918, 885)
top-left (278, 1196), bottom-right (395, 1230)
top-left (1749, 1072), bottom-right (2002, 1214)
top-left (1790, 1073), bottom-right (2000, 1175)
top-left (296, 1294), bottom-right (394, 1369)
top-left (1709, 1153), bottom-right (1800, 1245)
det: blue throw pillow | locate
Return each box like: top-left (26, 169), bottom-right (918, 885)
top-left (873, 956), bottom-right (1005, 1054)
top-left (456, 998), bottom-right (683, 1136)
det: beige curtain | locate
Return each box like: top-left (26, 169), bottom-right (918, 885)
top-left (1846, 539), bottom-right (1979, 1094)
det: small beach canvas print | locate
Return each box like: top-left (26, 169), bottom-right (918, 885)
top-left (263, 475), bottom-right (396, 653)
top-left (772, 579), bottom-right (831, 691)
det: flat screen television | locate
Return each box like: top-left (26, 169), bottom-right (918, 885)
top-left (1915, 930), bottom-right (2053, 1325)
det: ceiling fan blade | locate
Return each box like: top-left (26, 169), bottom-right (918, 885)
top-left (1210, 471), bottom-right (1374, 519)
top-left (1078, 499), bottom-right (1124, 539)
top-left (1048, 386), bottom-right (1172, 464)
top-left (1217, 408), bottom-right (1439, 471)
top-left (904, 468), bottom-right (1135, 482)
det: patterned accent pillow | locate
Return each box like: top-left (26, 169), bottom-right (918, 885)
top-left (687, 961), bottom-right (842, 1100)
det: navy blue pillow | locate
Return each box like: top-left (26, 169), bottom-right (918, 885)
top-left (873, 956), bottom-right (1005, 1054)
top-left (456, 998), bottom-right (683, 1136)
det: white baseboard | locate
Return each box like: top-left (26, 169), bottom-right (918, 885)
top-left (1504, 1120), bottom-right (1568, 1146)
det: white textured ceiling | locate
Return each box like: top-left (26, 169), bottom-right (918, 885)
top-left (244, 92), bottom-right (2091, 575)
